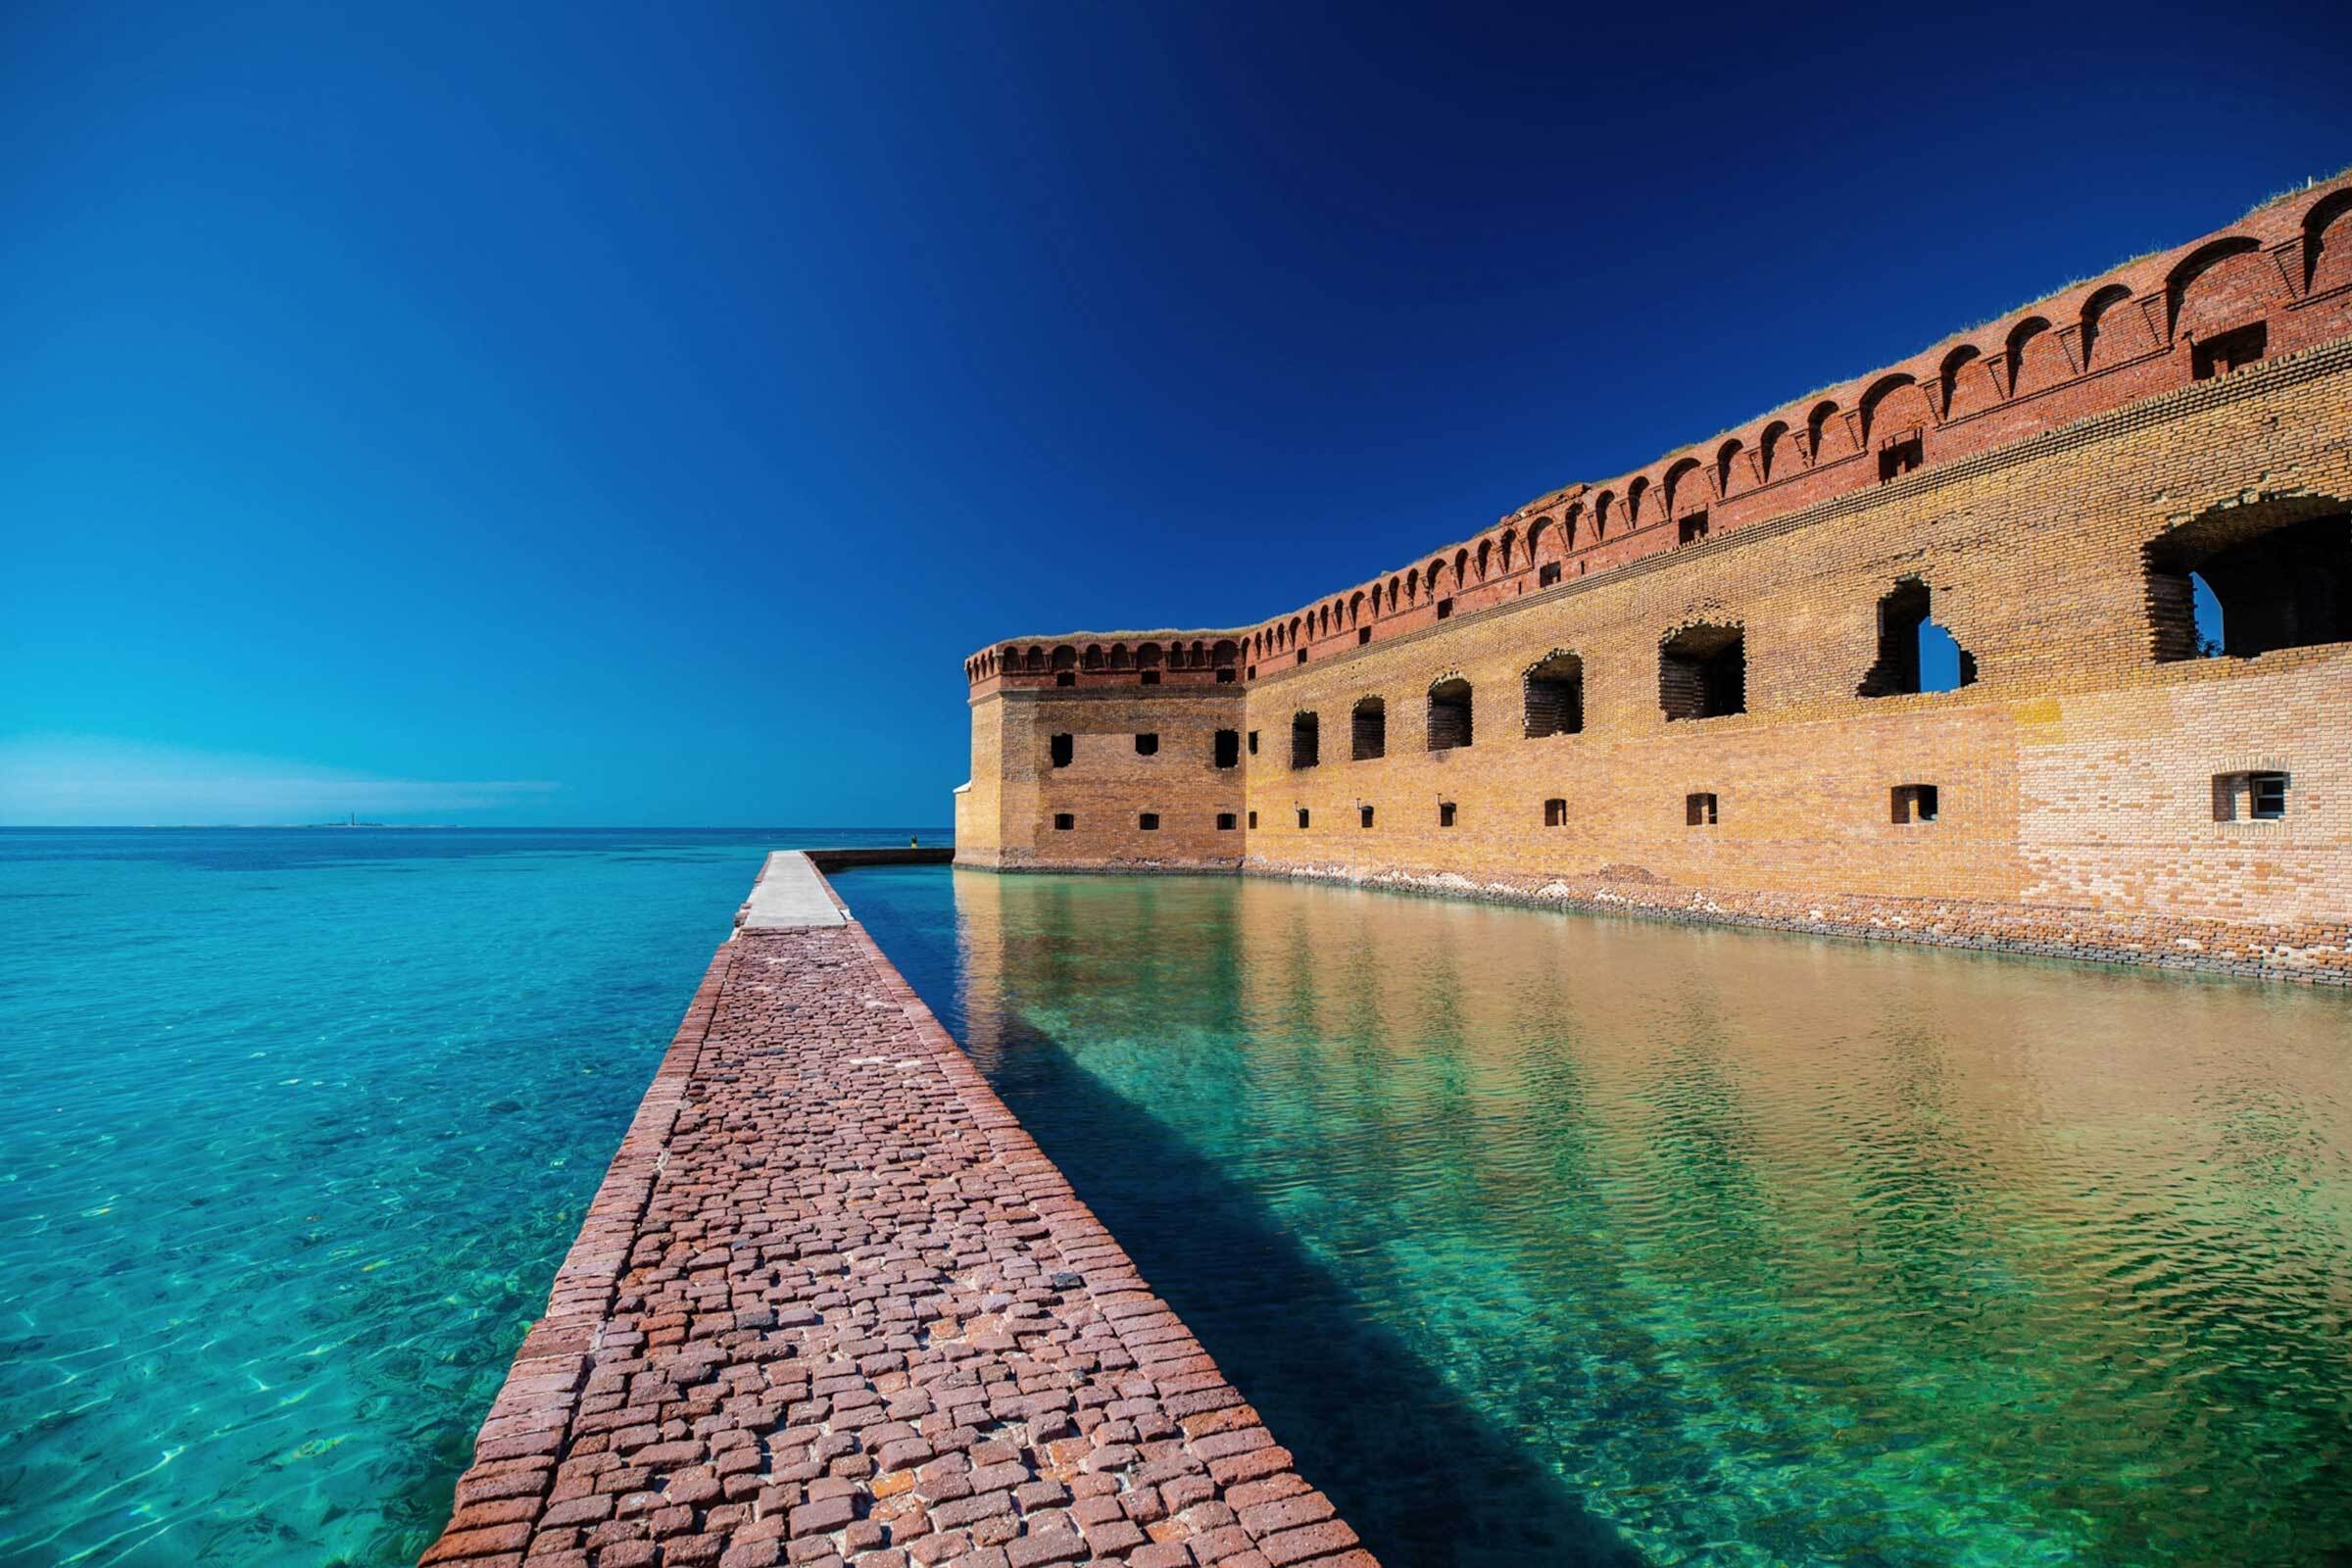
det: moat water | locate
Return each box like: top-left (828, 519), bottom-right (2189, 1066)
top-left (3, 837), bottom-right (2346, 1567)
top-left (844, 866), bottom-right (2352, 1568)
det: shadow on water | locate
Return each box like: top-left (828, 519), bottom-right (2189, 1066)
top-left (987, 1009), bottom-right (1646, 1568)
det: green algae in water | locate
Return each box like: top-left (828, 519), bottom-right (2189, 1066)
top-left (845, 866), bottom-right (2352, 1568)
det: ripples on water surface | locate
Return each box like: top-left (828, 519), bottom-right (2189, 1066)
top-left (845, 867), bottom-right (2352, 1568)
top-left (0, 829), bottom-right (933, 1568)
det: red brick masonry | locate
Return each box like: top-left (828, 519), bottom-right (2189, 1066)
top-left (421, 867), bottom-right (1374, 1568)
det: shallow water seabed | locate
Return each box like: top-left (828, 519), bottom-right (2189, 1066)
top-left (0, 828), bottom-right (938, 1568)
top-left (842, 864), bottom-right (2352, 1568)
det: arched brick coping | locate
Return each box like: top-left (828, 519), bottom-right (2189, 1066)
top-left (420, 857), bottom-right (1375, 1568)
top-left (965, 173), bottom-right (2352, 696)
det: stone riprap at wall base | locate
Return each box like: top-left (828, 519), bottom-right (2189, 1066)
top-left (423, 853), bottom-right (1372, 1568)
top-left (956, 175), bottom-right (2352, 983)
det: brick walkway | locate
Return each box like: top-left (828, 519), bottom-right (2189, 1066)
top-left (421, 877), bottom-right (1374, 1568)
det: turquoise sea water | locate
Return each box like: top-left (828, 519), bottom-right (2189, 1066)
top-left (842, 866), bottom-right (2352, 1568)
top-left (0, 829), bottom-right (938, 1568)
top-left (7, 839), bottom-right (2349, 1566)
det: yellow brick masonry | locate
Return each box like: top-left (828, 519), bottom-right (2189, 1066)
top-left (961, 339), bottom-right (2352, 984)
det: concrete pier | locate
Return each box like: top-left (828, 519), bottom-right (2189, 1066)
top-left (422, 852), bottom-right (1371, 1568)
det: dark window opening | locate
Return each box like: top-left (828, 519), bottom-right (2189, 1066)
top-left (1297, 649), bottom-right (1308, 664)
top-left (1891, 783), bottom-right (1940, 824)
top-left (1539, 562), bottom-right (1563, 587)
top-left (2192, 322), bottom-right (2267, 381)
top-left (1358, 626), bottom-right (1372, 646)
top-left (1216, 812), bottom-right (1237, 831)
top-left (1523, 652), bottom-right (1585, 737)
top-left (2254, 772), bottom-right (2288, 818)
top-left (1216, 668), bottom-right (1236, 683)
top-left (1427, 678), bottom-right (1474, 751)
top-left (1436, 598), bottom-right (1454, 620)
top-left (1248, 664), bottom-right (1257, 679)
top-left (1248, 730), bottom-right (1259, 755)
top-left (1135, 732), bottom-right (1158, 757)
top-left (1291, 711), bottom-right (1320, 769)
top-left (1248, 810), bottom-right (1258, 829)
top-left (1297, 808), bottom-right (1310, 829)
top-left (1352, 698), bottom-right (1386, 760)
top-left (1660, 625), bottom-right (1746, 720)
top-left (1138, 812), bottom-right (1159, 831)
top-left (1140, 669), bottom-right (1161, 686)
top-left (1438, 801), bottom-right (1457, 828)
top-left (1053, 812), bottom-right (1074, 831)
top-left (1213, 729), bottom-right (1241, 769)
top-left (1859, 578), bottom-right (1978, 696)
top-left (2146, 508), bottom-right (2352, 662)
top-left (1359, 806), bottom-right (1375, 829)
top-left (1686, 792), bottom-right (1719, 826)
top-left (1055, 671), bottom-right (1075, 687)
top-left (1678, 510), bottom-right (1710, 546)
top-left (1544, 798), bottom-right (1568, 827)
top-left (1050, 733), bottom-right (1074, 768)
top-left (1877, 438), bottom-right (1924, 483)
top-left (2214, 770), bottom-right (2290, 821)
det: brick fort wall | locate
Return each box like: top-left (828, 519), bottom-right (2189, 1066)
top-left (956, 176), bottom-right (2352, 983)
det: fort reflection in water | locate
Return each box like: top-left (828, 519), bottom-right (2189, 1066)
top-left (846, 864), bottom-right (2352, 1567)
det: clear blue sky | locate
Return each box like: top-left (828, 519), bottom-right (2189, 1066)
top-left (4, 2), bottom-right (2346, 825)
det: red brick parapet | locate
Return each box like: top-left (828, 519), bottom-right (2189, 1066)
top-left (421, 864), bottom-right (1376, 1568)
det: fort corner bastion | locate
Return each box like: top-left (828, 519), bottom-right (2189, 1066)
top-left (956, 174), bottom-right (2352, 984)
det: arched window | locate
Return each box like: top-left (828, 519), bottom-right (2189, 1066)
top-left (1523, 651), bottom-right (1585, 737)
top-left (1291, 710), bottom-right (1321, 769)
top-left (1427, 678), bottom-right (1473, 751)
top-left (1351, 697), bottom-right (1386, 760)
top-left (1659, 624), bottom-right (1745, 720)
top-left (2144, 499), bottom-right (2352, 662)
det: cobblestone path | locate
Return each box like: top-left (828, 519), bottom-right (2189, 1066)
top-left (422, 904), bottom-right (1375, 1568)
